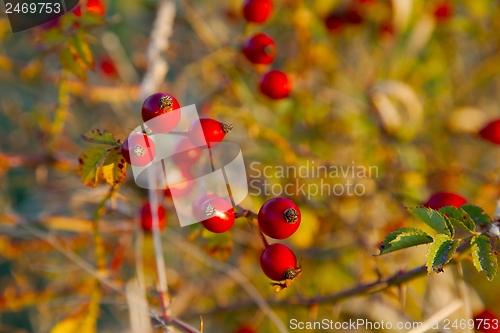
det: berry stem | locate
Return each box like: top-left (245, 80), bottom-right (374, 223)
top-left (236, 205), bottom-right (269, 248)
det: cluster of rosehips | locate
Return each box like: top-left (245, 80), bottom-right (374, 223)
top-left (119, 92), bottom-right (234, 233)
top-left (241, 0), bottom-right (291, 100)
top-left (258, 197), bottom-right (303, 284)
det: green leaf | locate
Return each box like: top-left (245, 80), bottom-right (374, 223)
top-left (101, 147), bottom-right (127, 187)
top-left (201, 229), bottom-right (233, 262)
top-left (407, 207), bottom-right (453, 236)
top-left (60, 47), bottom-right (87, 81)
top-left (77, 147), bottom-right (107, 188)
top-left (471, 235), bottom-right (498, 281)
top-left (439, 206), bottom-right (476, 232)
top-left (461, 204), bottom-right (491, 225)
top-left (377, 228), bottom-right (433, 255)
top-left (426, 234), bottom-right (459, 274)
top-left (81, 129), bottom-right (117, 145)
top-left (70, 33), bottom-right (94, 70)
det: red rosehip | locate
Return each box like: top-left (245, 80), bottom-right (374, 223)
top-left (192, 193), bottom-right (219, 216)
top-left (260, 243), bottom-right (300, 281)
top-left (99, 56), bottom-right (118, 78)
top-left (197, 198), bottom-right (235, 233)
top-left (165, 170), bottom-right (195, 198)
top-left (424, 192), bottom-right (467, 210)
top-left (258, 197), bottom-right (301, 239)
top-left (479, 119), bottom-right (500, 144)
top-left (259, 70), bottom-right (291, 100)
top-left (324, 12), bottom-right (345, 33)
top-left (474, 309), bottom-right (500, 333)
top-left (188, 118), bottom-right (233, 149)
top-left (141, 93), bottom-right (181, 134)
top-left (242, 33), bottom-right (276, 65)
top-left (379, 22), bottom-right (394, 39)
top-left (433, 2), bottom-right (453, 21)
top-left (121, 133), bottom-right (156, 167)
top-left (243, 0), bottom-right (273, 24)
top-left (140, 203), bottom-right (167, 232)
top-left (235, 326), bottom-right (256, 333)
top-left (172, 138), bottom-right (203, 169)
top-left (74, 0), bottom-right (106, 16)
top-left (345, 8), bottom-right (363, 25)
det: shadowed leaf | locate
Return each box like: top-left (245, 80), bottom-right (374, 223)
top-left (426, 234), bottom-right (458, 274)
top-left (471, 235), bottom-right (498, 281)
top-left (377, 228), bottom-right (433, 255)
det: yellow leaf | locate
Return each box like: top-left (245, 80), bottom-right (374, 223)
top-left (42, 216), bottom-right (93, 233)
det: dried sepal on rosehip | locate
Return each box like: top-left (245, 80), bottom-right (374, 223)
top-left (260, 243), bottom-right (302, 292)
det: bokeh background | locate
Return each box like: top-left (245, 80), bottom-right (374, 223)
top-left (0, 0), bottom-right (500, 332)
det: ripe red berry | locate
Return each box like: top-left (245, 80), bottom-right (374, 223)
top-left (242, 33), bottom-right (276, 65)
top-left (197, 198), bottom-right (235, 233)
top-left (74, 0), bottom-right (106, 16)
top-left (479, 119), bottom-right (500, 144)
top-left (474, 309), bottom-right (500, 333)
top-left (433, 2), bottom-right (453, 21)
top-left (172, 138), bottom-right (203, 169)
top-left (121, 133), bottom-right (156, 167)
top-left (235, 326), bottom-right (256, 333)
top-left (192, 193), bottom-right (219, 216)
top-left (424, 192), bottom-right (467, 210)
top-left (188, 118), bottom-right (233, 149)
top-left (345, 8), bottom-right (363, 25)
top-left (324, 12), bottom-right (345, 33)
top-left (140, 203), bottom-right (167, 232)
top-left (165, 170), bottom-right (195, 198)
top-left (260, 243), bottom-right (300, 281)
top-left (99, 56), bottom-right (118, 78)
top-left (258, 197), bottom-right (301, 239)
top-left (243, 0), bottom-right (273, 24)
top-left (259, 70), bottom-right (291, 100)
top-left (141, 93), bottom-right (181, 134)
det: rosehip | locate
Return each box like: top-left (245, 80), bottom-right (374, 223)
top-left (172, 137), bottom-right (203, 169)
top-left (243, 0), bottom-right (273, 24)
top-left (433, 2), bottom-right (453, 21)
top-left (259, 70), bottom-right (291, 100)
top-left (235, 326), bottom-right (256, 333)
top-left (345, 8), bottom-right (363, 25)
top-left (141, 93), bottom-right (181, 134)
top-left (474, 309), bottom-right (500, 333)
top-left (258, 197), bottom-right (301, 239)
top-left (424, 192), bottom-right (467, 210)
top-left (197, 198), bottom-right (235, 233)
top-left (121, 133), bottom-right (156, 167)
top-left (260, 243), bottom-right (300, 281)
top-left (140, 203), bottom-right (166, 232)
top-left (192, 193), bottom-right (219, 216)
top-left (324, 12), bottom-right (345, 33)
top-left (242, 33), bottom-right (276, 65)
top-left (74, 0), bottom-right (106, 16)
top-left (479, 119), bottom-right (500, 144)
top-left (99, 56), bottom-right (118, 78)
top-left (188, 118), bottom-right (233, 149)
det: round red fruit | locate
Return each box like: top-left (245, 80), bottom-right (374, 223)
top-left (74, 0), bottom-right (106, 17)
top-left (243, 0), bottom-right (273, 23)
top-left (324, 12), bottom-right (345, 32)
top-left (260, 243), bottom-right (300, 281)
top-left (140, 203), bottom-right (166, 232)
top-left (258, 197), bottom-right (301, 239)
top-left (141, 93), bottom-right (181, 134)
top-left (192, 193), bottom-right (219, 216)
top-left (99, 56), bottom-right (118, 78)
top-left (198, 198), bottom-right (235, 233)
top-left (235, 326), bottom-right (256, 333)
top-left (121, 133), bottom-right (156, 167)
top-left (172, 137), bottom-right (203, 169)
top-left (259, 70), bottom-right (291, 100)
top-left (242, 33), bottom-right (276, 65)
top-left (433, 2), bottom-right (453, 21)
top-left (424, 192), bottom-right (467, 210)
top-left (474, 309), bottom-right (500, 333)
top-left (479, 119), bottom-right (500, 144)
top-left (188, 118), bottom-right (233, 149)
